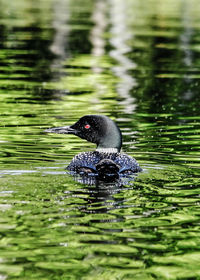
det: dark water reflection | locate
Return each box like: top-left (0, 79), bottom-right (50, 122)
top-left (0, 0), bottom-right (200, 279)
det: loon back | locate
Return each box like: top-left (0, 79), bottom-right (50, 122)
top-left (67, 151), bottom-right (142, 176)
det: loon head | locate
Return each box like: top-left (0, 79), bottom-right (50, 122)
top-left (45, 115), bottom-right (122, 152)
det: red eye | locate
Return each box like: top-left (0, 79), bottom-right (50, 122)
top-left (84, 124), bottom-right (90, 129)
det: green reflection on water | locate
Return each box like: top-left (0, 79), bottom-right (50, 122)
top-left (0, 166), bottom-right (200, 279)
top-left (0, 0), bottom-right (200, 279)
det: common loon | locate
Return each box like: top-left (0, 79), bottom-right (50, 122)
top-left (45, 115), bottom-right (142, 177)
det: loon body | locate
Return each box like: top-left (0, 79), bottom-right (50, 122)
top-left (45, 115), bottom-right (142, 176)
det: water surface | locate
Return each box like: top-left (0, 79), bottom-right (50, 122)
top-left (0, 0), bottom-right (200, 279)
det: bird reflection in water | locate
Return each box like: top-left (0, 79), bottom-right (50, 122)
top-left (68, 171), bottom-right (138, 215)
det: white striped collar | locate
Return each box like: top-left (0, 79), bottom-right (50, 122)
top-left (96, 148), bottom-right (118, 153)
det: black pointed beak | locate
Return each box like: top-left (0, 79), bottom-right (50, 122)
top-left (44, 126), bottom-right (76, 134)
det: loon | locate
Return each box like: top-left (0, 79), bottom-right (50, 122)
top-left (45, 115), bottom-right (142, 177)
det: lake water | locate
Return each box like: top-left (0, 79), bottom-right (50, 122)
top-left (0, 0), bottom-right (200, 279)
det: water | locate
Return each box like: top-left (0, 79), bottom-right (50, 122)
top-left (0, 0), bottom-right (200, 279)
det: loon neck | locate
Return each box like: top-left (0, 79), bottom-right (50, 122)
top-left (96, 147), bottom-right (119, 153)
top-left (95, 116), bottom-right (122, 152)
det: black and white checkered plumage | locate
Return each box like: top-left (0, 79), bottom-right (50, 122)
top-left (67, 151), bottom-right (141, 175)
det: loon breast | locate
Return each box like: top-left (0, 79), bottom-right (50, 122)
top-left (67, 151), bottom-right (142, 176)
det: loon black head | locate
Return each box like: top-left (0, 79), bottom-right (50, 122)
top-left (45, 115), bottom-right (122, 152)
